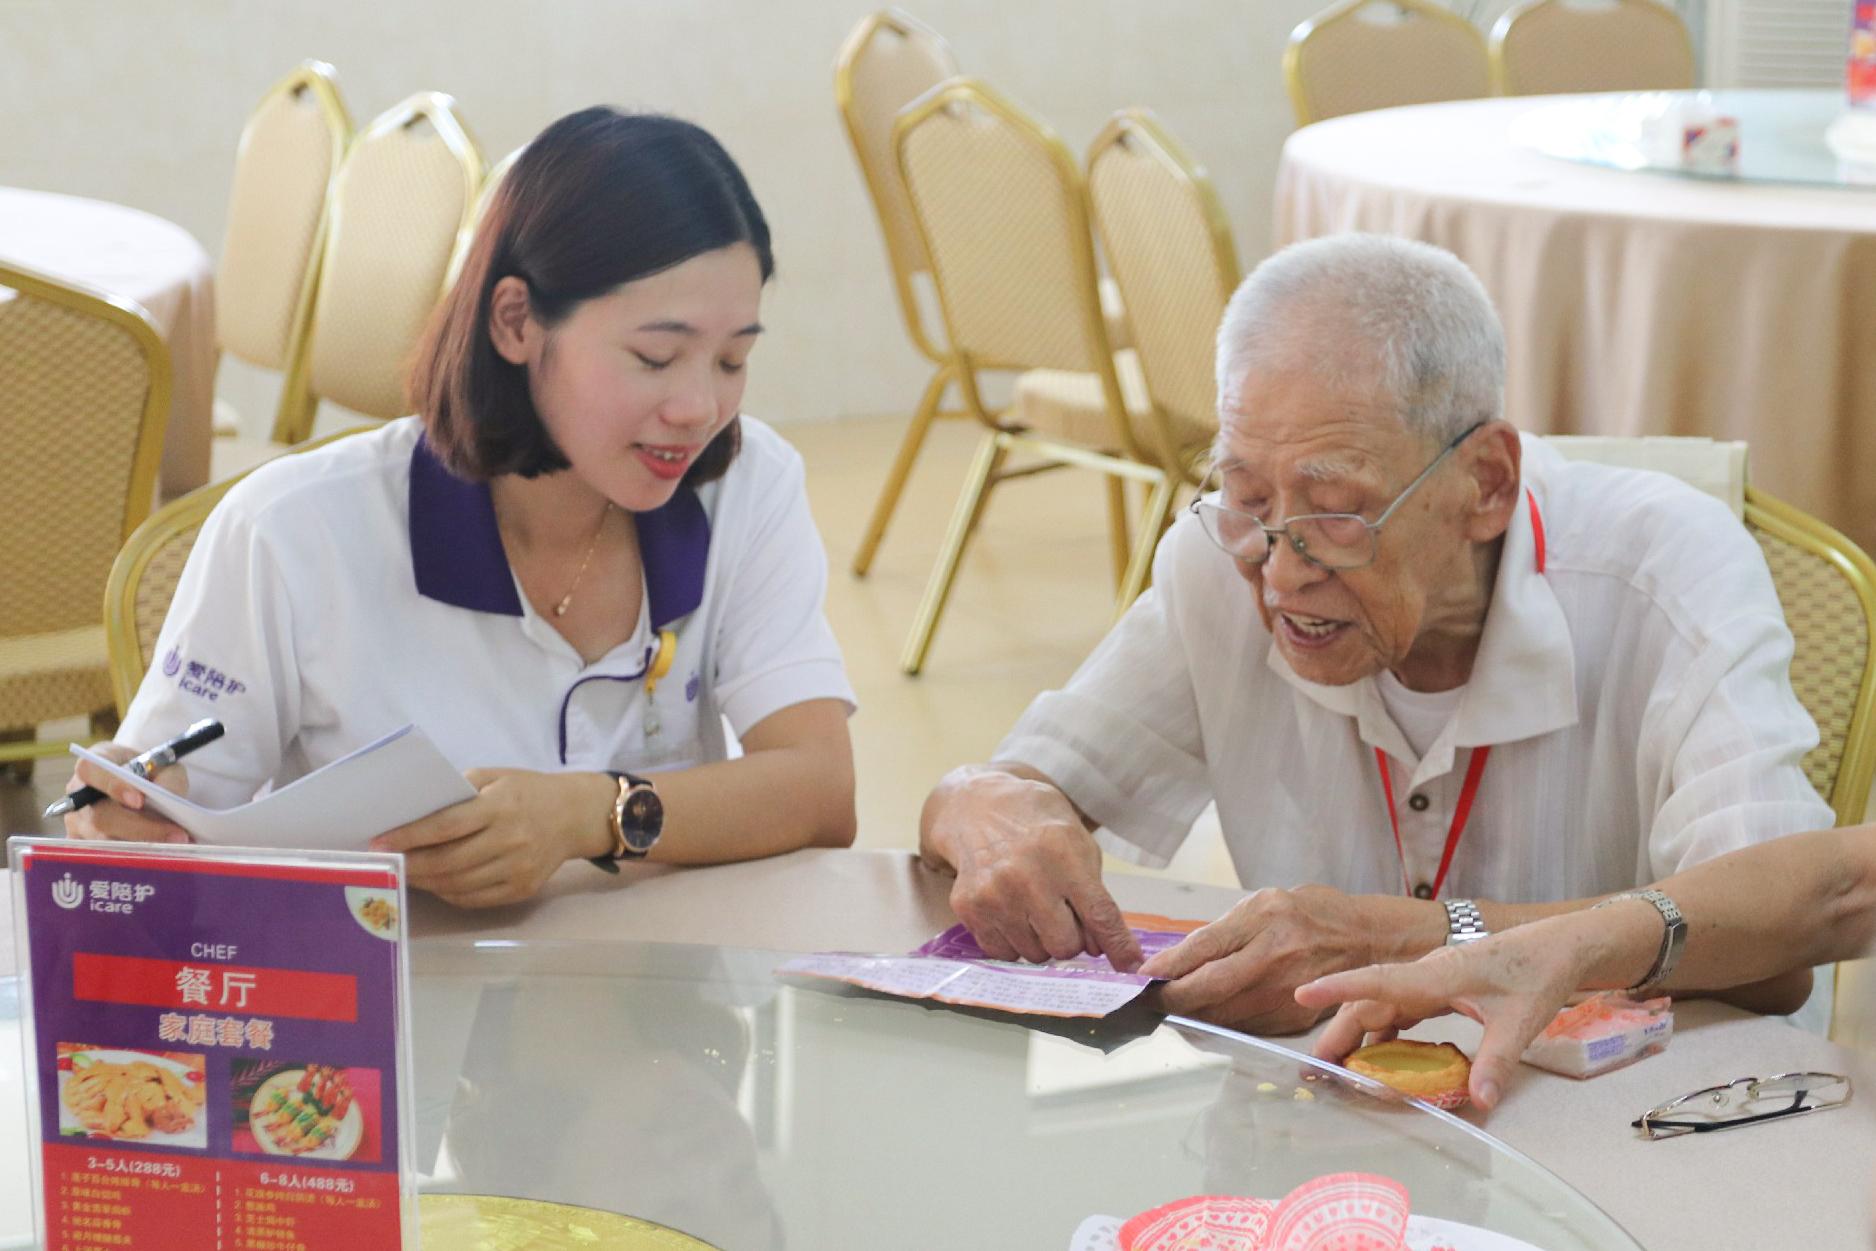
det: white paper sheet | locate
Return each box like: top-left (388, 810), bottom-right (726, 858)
top-left (70, 725), bottom-right (476, 850)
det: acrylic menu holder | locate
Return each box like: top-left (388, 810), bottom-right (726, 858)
top-left (8, 836), bottom-right (419, 1251)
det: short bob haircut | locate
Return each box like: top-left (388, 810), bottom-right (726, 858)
top-left (409, 107), bottom-right (774, 483)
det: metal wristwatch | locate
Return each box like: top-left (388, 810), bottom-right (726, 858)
top-left (589, 771), bottom-right (664, 873)
top-left (1593, 888), bottom-right (1687, 992)
top-left (1442, 898), bottom-right (1489, 946)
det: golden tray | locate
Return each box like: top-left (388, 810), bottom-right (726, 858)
top-left (419, 1193), bottom-right (718, 1250)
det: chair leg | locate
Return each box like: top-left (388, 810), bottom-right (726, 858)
top-left (1116, 473), bottom-right (1178, 614)
top-left (269, 379), bottom-right (319, 447)
top-left (852, 363), bottom-right (953, 578)
top-left (1105, 475), bottom-right (1132, 592)
top-left (901, 431), bottom-right (1007, 676)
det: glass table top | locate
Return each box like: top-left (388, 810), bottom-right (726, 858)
top-left (1509, 89), bottom-right (1876, 188)
top-left (3, 941), bottom-right (1644, 1250)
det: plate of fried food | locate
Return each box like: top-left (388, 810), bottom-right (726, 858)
top-left (345, 886), bottom-right (400, 940)
top-left (58, 1047), bottom-right (208, 1149)
top-left (249, 1064), bottom-right (364, 1160)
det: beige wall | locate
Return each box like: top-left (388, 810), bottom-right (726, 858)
top-left (0, 0), bottom-right (1361, 431)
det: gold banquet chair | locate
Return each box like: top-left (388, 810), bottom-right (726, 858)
top-left (0, 263), bottom-right (169, 774)
top-left (1285, 0), bottom-right (1492, 127)
top-left (1545, 437), bottom-right (1875, 1043)
top-left (1749, 492), bottom-right (1876, 829)
top-left (1491, 0), bottom-right (1696, 96)
top-left (835, 11), bottom-right (1132, 578)
top-left (104, 427), bottom-right (369, 715)
top-left (213, 61), bottom-right (353, 452)
top-left (443, 144), bottom-right (523, 291)
top-left (273, 92), bottom-right (484, 445)
top-left (1749, 492), bottom-right (1876, 1046)
top-left (1084, 109), bottom-right (1241, 492)
top-left (835, 10), bottom-right (965, 578)
top-left (892, 79), bottom-right (1184, 674)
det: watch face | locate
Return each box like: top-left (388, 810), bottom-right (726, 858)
top-left (620, 786), bottom-right (664, 853)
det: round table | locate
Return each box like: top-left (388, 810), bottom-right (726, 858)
top-left (1274, 89), bottom-right (1876, 557)
top-left (1, 849), bottom-right (1870, 1249)
top-left (0, 187), bottom-right (216, 498)
top-left (405, 939), bottom-right (1637, 1250)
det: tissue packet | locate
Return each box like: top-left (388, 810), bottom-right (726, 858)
top-left (1521, 992), bottom-right (1672, 1079)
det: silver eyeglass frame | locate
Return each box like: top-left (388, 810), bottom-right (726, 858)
top-left (1633, 1071), bottom-right (1852, 1140)
top-left (1189, 420), bottom-right (1488, 572)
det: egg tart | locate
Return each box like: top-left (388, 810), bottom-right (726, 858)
top-left (1345, 1039), bottom-right (1471, 1109)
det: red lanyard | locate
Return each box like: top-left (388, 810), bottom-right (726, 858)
top-left (1372, 489), bottom-right (1545, 900)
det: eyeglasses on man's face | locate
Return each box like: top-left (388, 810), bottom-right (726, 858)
top-left (1634, 1071), bottom-right (1852, 1139)
top-left (1189, 421), bottom-right (1487, 572)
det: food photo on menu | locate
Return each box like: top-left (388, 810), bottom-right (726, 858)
top-left (230, 1060), bottom-right (381, 1164)
top-left (56, 1043), bottom-right (208, 1150)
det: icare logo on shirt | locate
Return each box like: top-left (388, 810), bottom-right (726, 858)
top-left (171, 653), bottom-right (249, 703)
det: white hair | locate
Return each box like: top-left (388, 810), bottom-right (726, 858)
top-left (1215, 234), bottom-right (1507, 444)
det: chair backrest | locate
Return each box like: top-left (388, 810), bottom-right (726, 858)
top-left (216, 61), bottom-right (352, 378)
top-left (894, 79), bottom-right (1142, 453)
top-left (1745, 490), bottom-right (1876, 827)
top-left (103, 426), bottom-right (369, 714)
top-left (276, 92), bottom-right (484, 442)
top-left (0, 262), bottom-right (169, 642)
top-left (1285, 0), bottom-right (1492, 127)
top-left (1543, 435), bottom-right (1746, 517)
top-left (835, 9), bottom-right (960, 363)
top-left (444, 144), bottom-right (523, 292)
top-left (1491, 0), bottom-right (1696, 96)
top-left (1085, 109), bottom-right (1239, 470)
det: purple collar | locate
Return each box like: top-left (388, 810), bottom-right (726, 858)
top-left (408, 436), bottom-right (709, 630)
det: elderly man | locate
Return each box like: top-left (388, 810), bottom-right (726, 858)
top-left (919, 234), bottom-right (1830, 1033)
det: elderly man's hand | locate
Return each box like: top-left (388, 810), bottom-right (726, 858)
top-left (1140, 885), bottom-right (1381, 1035)
top-left (920, 765), bottom-right (1143, 971)
top-left (1293, 911), bottom-right (1609, 1109)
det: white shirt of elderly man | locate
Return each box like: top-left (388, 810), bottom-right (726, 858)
top-left (918, 233), bottom-right (1831, 1035)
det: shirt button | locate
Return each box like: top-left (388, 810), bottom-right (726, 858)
top-left (1408, 793), bottom-right (1431, 812)
top-left (1412, 883), bottom-right (1434, 900)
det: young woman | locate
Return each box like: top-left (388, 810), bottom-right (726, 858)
top-left (65, 107), bottom-right (858, 905)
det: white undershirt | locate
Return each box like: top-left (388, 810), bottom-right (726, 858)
top-left (1375, 670), bottom-right (1464, 762)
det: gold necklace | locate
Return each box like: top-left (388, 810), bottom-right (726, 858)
top-left (553, 502), bottom-right (615, 618)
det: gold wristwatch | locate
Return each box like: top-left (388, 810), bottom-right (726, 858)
top-left (589, 771), bottom-right (663, 873)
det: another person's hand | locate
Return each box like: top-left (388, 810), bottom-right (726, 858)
top-left (62, 743), bottom-right (192, 844)
top-left (919, 765), bottom-right (1143, 970)
top-left (373, 769), bottom-right (614, 908)
top-left (1140, 885), bottom-right (1381, 1035)
top-left (1293, 912), bottom-right (1605, 1109)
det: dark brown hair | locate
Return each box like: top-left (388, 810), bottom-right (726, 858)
top-left (409, 107), bottom-right (774, 482)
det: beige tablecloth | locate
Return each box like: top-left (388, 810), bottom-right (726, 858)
top-left (1275, 93), bottom-right (1876, 557)
top-left (0, 187), bottom-right (216, 497)
top-left (2, 849), bottom-right (1871, 1250)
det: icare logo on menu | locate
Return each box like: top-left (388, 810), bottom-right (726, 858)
top-left (51, 874), bottom-right (83, 910)
top-left (51, 872), bottom-right (155, 915)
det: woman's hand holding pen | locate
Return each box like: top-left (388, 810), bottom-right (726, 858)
top-left (61, 744), bottom-right (193, 844)
top-left (373, 768), bottom-right (617, 908)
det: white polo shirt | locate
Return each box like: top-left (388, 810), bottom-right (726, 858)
top-left (998, 435), bottom-right (1834, 902)
top-left (118, 416), bottom-right (855, 810)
